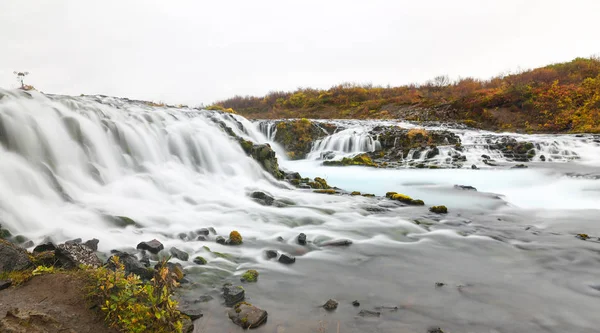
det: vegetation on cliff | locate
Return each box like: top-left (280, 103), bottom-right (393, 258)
top-left (212, 57), bottom-right (600, 133)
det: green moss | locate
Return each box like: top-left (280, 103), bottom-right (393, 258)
top-left (385, 192), bottom-right (397, 198)
top-left (290, 179), bottom-right (300, 185)
top-left (411, 199), bottom-right (425, 206)
top-left (240, 269), bottom-right (259, 282)
top-left (350, 191), bottom-right (361, 196)
top-left (391, 193), bottom-right (413, 203)
top-left (239, 139), bottom-right (253, 154)
top-left (193, 256), bottom-right (207, 265)
top-left (314, 189), bottom-right (337, 194)
top-left (314, 177), bottom-right (330, 189)
top-left (322, 153), bottom-right (377, 167)
top-left (362, 193), bottom-right (375, 197)
top-left (229, 231), bottom-right (243, 245)
top-left (429, 205), bottom-right (448, 214)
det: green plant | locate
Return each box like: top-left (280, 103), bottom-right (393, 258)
top-left (32, 265), bottom-right (54, 276)
top-left (86, 257), bottom-right (184, 333)
top-left (241, 269), bottom-right (259, 282)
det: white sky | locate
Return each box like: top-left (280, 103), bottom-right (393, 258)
top-left (1, 0), bottom-right (598, 106)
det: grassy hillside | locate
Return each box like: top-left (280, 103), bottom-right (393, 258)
top-left (211, 57), bottom-right (600, 133)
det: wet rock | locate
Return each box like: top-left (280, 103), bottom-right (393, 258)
top-left (323, 299), bottom-right (339, 311)
top-left (278, 253), bottom-right (296, 264)
top-left (175, 296), bottom-right (204, 320)
top-left (426, 146), bottom-right (440, 159)
top-left (576, 233), bottom-right (590, 240)
top-left (193, 256), bottom-right (207, 265)
top-left (276, 236), bottom-right (285, 242)
top-left (33, 242), bottom-right (56, 253)
top-left (0, 240), bottom-right (32, 273)
top-left (83, 238), bottom-right (99, 251)
top-left (435, 282), bottom-right (446, 287)
top-left (428, 328), bottom-right (445, 333)
top-left (265, 250), bottom-right (278, 259)
top-left (250, 191), bottom-right (275, 206)
top-left (358, 310), bottom-right (381, 317)
top-left (352, 300), bottom-right (360, 307)
top-left (248, 143), bottom-right (283, 179)
top-left (20, 240), bottom-right (34, 249)
top-left (169, 247), bottom-right (189, 261)
top-left (0, 225), bottom-right (11, 239)
top-left (208, 227), bottom-right (217, 234)
top-left (223, 283), bottom-right (245, 306)
top-left (297, 233), bottom-right (307, 245)
top-left (481, 154), bottom-right (491, 159)
top-left (454, 185), bottom-right (477, 191)
top-left (136, 239), bottom-right (164, 254)
top-left (321, 239), bottom-right (353, 247)
top-left (177, 233), bottom-right (188, 241)
top-left (196, 228), bottom-right (210, 236)
top-left (429, 206), bottom-right (448, 214)
top-left (55, 243), bottom-right (102, 268)
top-left (196, 235), bottom-right (207, 241)
top-left (216, 236), bottom-right (226, 244)
top-left (228, 302), bottom-right (268, 329)
top-left (108, 251), bottom-right (154, 280)
top-left (511, 164), bottom-right (528, 169)
top-left (540, 155), bottom-right (546, 162)
top-left (0, 279), bottom-right (12, 291)
top-left (471, 164), bottom-right (478, 169)
top-left (228, 231), bottom-right (243, 245)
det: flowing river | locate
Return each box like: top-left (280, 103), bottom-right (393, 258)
top-left (1, 88), bottom-right (600, 333)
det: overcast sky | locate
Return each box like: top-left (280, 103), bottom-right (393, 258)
top-left (1, 0), bottom-right (599, 106)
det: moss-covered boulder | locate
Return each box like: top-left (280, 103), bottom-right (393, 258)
top-left (322, 153), bottom-right (378, 167)
top-left (273, 119), bottom-right (334, 159)
top-left (429, 205), bottom-right (448, 214)
top-left (386, 192), bottom-right (425, 206)
top-left (240, 269), bottom-right (259, 282)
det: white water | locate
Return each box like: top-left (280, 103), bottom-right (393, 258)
top-left (3, 90), bottom-right (600, 333)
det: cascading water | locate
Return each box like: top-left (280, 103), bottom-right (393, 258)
top-left (3, 90), bottom-right (600, 333)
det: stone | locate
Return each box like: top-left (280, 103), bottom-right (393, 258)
top-left (428, 328), bottom-right (445, 333)
top-left (65, 238), bottom-right (82, 245)
top-left (454, 185), bottom-right (477, 191)
top-left (358, 310), bottom-right (381, 317)
top-left (107, 251), bottom-right (154, 280)
top-left (83, 238), bottom-right (99, 251)
top-left (352, 300), bottom-right (360, 307)
top-left (193, 256), bottom-right (207, 265)
top-left (196, 228), bottom-right (210, 236)
top-left (323, 299), bottom-right (338, 311)
top-left (276, 236), bottom-right (284, 242)
top-left (0, 240), bottom-right (32, 273)
top-left (0, 279), bottom-right (12, 291)
top-left (33, 242), bottom-right (56, 253)
top-left (136, 239), bottom-right (164, 254)
top-left (196, 235), bottom-right (207, 241)
top-left (228, 303), bottom-right (268, 329)
top-left (540, 155), bottom-right (546, 162)
top-left (240, 269), bottom-right (259, 283)
top-left (250, 191), bottom-right (275, 206)
top-left (169, 247), bottom-right (189, 261)
top-left (435, 282), bottom-right (446, 287)
top-left (471, 164), bottom-right (478, 169)
top-left (278, 253), bottom-right (295, 264)
top-left (321, 239), bottom-right (353, 246)
top-left (216, 236), bottom-right (226, 244)
top-left (429, 206), bottom-right (448, 214)
top-left (265, 250), bottom-right (278, 259)
top-left (481, 154), bottom-right (491, 159)
top-left (55, 243), bottom-right (102, 268)
top-left (208, 227), bottom-right (217, 234)
top-left (297, 233), bottom-right (307, 245)
top-left (223, 283), bottom-right (245, 307)
top-left (0, 308), bottom-right (61, 333)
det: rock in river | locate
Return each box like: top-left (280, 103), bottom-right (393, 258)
top-left (136, 239), bottom-right (164, 254)
top-left (323, 299), bottom-right (339, 311)
top-left (297, 233), bottom-right (307, 245)
top-left (170, 247), bottom-right (189, 261)
top-left (278, 253), bottom-right (296, 264)
top-left (223, 283), bottom-right (245, 307)
top-left (228, 302), bottom-right (268, 329)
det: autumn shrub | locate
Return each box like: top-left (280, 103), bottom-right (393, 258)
top-left (86, 257), bottom-right (184, 333)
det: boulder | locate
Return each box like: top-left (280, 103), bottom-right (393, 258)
top-left (55, 243), bottom-right (102, 269)
top-left (169, 247), bottom-right (189, 261)
top-left (0, 240), bottom-right (32, 273)
top-left (223, 283), bottom-right (245, 307)
top-left (136, 239), bottom-right (164, 254)
top-left (216, 236), bottom-right (226, 245)
top-left (33, 242), bottom-right (56, 253)
top-left (83, 238), bottom-right (99, 251)
top-left (250, 191), bottom-right (275, 206)
top-left (193, 256), bottom-right (207, 265)
top-left (228, 303), bottom-right (268, 329)
top-left (323, 299), bottom-right (339, 311)
top-left (297, 233), bottom-right (307, 245)
top-left (278, 253), bottom-right (296, 264)
top-left (65, 238), bottom-right (82, 245)
top-left (265, 250), bottom-right (278, 259)
top-left (196, 228), bottom-right (210, 236)
top-left (352, 300), bottom-right (360, 307)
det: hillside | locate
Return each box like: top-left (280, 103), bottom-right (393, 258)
top-left (211, 57), bottom-right (600, 133)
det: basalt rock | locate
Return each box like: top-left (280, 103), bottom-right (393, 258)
top-left (228, 302), bottom-right (268, 329)
top-left (278, 253), bottom-right (296, 264)
top-left (323, 299), bottom-right (339, 311)
top-left (250, 191), bottom-right (275, 206)
top-left (297, 233), bottom-right (307, 245)
top-left (0, 240), bottom-right (32, 273)
top-left (169, 247), bottom-right (189, 261)
top-left (55, 243), bottom-right (102, 269)
top-left (136, 239), bottom-right (164, 254)
top-left (223, 283), bottom-right (245, 306)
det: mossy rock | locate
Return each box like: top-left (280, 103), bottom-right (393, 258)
top-left (193, 256), bottom-right (207, 265)
top-left (388, 193), bottom-right (425, 205)
top-left (323, 153), bottom-right (377, 167)
top-left (273, 120), bottom-right (328, 160)
top-left (350, 191), bottom-right (361, 196)
top-left (362, 193), bottom-right (375, 197)
top-left (240, 269), bottom-right (259, 283)
top-left (313, 189), bottom-right (337, 194)
top-left (429, 205), bottom-right (448, 214)
top-left (314, 177), bottom-right (330, 189)
top-left (229, 231), bottom-right (243, 245)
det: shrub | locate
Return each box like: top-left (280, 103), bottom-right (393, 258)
top-left (86, 257), bottom-right (184, 333)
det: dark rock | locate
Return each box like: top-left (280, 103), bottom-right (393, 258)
top-left (435, 282), bottom-right (446, 287)
top-left (65, 238), bottom-right (82, 245)
top-left (55, 243), bottom-right (102, 269)
top-left (196, 228), bottom-right (210, 236)
top-left (175, 296), bottom-right (204, 320)
top-left (278, 253), bottom-right (296, 264)
top-left (12, 235), bottom-right (28, 244)
top-left (320, 239), bottom-right (353, 246)
top-left (265, 250), bottom-right (278, 259)
top-left (540, 155), bottom-right (546, 162)
top-left (177, 233), bottom-right (188, 241)
top-left (108, 252), bottom-right (154, 280)
top-left (297, 233), bottom-right (307, 245)
top-left (511, 164), bottom-right (528, 169)
top-left (136, 239), bottom-right (164, 254)
top-left (33, 242), bottom-right (56, 253)
top-left (358, 310), bottom-right (381, 317)
top-left (193, 256), bottom-right (207, 265)
top-left (0, 280), bottom-right (12, 291)
top-left (352, 300), bottom-right (360, 307)
top-left (0, 240), bottom-right (32, 273)
top-left (481, 154), bottom-right (491, 159)
top-left (169, 247), bottom-right (189, 261)
top-left (196, 235), bottom-right (207, 241)
top-left (248, 143), bottom-right (283, 179)
top-left (454, 185), bottom-right (477, 191)
top-left (276, 236), bottom-right (284, 242)
top-left (250, 191), bottom-right (275, 206)
top-left (426, 146), bottom-right (440, 159)
top-left (428, 328), bottom-right (445, 333)
top-left (83, 238), bottom-right (99, 251)
top-left (471, 164), bottom-right (478, 169)
top-left (223, 283), bottom-right (245, 306)
top-left (323, 299), bottom-right (338, 311)
top-left (216, 236), bottom-right (226, 244)
top-left (228, 302), bottom-right (268, 329)
top-left (0, 226), bottom-right (11, 239)
top-left (208, 227), bottom-right (217, 234)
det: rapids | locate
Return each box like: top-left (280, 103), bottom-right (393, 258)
top-left (1, 88), bottom-right (600, 333)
